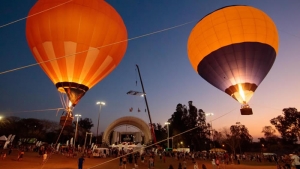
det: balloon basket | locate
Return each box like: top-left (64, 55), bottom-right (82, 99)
top-left (240, 107), bottom-right (253, 115)
top-left (60, 115), bottom-right (74, 126)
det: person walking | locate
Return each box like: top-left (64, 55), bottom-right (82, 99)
top-left (1, 152), bottom-right (6, 160)
top-left (78, 155), bottom-right (85, 169)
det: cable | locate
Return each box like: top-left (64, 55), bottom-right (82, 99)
top-left (278, 29), bottom-right (300, 39)
top-left (8, 108), bottom-right (64, 113)
top-left (0, 0), bottom-right (73, 29)
top-left (41, 110), bottom-right (72, 169)
top-left (0, 20), bottom-right (196, 75)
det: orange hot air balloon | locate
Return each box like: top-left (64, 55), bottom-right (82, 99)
top-left (187, 5), bottom-right (279, 115)
top-left (26, 0), bottom-right (127, 124)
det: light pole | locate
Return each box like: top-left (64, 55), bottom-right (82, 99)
top-left (74, 114), bottom-right (81, 147)
top-left (96, 101), bottom-right (105, 144)
top-left (205, 113), bottom-right (214, 136)
top-left (83, 132), bottom-right (93, 151)
top-left (165, 122), bottom-right (170, 149)
top-left (205, 113), bottom-right (214, 149)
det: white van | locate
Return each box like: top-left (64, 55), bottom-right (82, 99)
top-left (92, 148), bottom-right (109, 158)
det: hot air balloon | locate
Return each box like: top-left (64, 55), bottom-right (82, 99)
top-left (187, 5), bottom-right (279, 115)
top-left (26, 0), bottom-right (127, 125)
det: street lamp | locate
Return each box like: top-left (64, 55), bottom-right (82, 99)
top-left (74, 114), bottom-right (81, 147)
top-left (96, 101), bottom-right (105, 144)
top-left (205, 113), bottom-right (214, 136)
top-left (165, 122), bottom-right (170, 149)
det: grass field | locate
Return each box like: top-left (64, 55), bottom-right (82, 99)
top-left (0, 150), bottom-right (278, 169)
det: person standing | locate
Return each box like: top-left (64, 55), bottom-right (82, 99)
top-left (78, 155), bottom-right (85, 169)
top-left (169, 164), bottom-right (174, 169)
top-left (122, 156), bottom-right (127, 169)
top-left (178, 162), bottom-right (182, 169)
top-left (291, 151), bottom-right (300, 169)
top-left (17, 150), bottom-right (24, 161)
top-left (149, 156), bottom-right (154, 169)
top-left (183, 159), bottom-right (187, 169)
top-left (193, 161), bottom-right (199, 169)
top-left (211, 158), bottom-right (216, 169)
top-left (42, 152), bottom-right (47, 164)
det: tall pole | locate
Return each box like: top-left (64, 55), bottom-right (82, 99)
top-left (74, 114), bottom-right (81, 147)
top-left (96, 102), bottom-right (105, 144)
top-left (165, 122), bottom-right (170, 149)
top-left (136, 64), bottom-right (156, 143)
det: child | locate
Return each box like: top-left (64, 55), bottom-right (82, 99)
top-left (2, 152), bottom-right (6, 160)
top-left (134, 163), bottom-right (139, 169)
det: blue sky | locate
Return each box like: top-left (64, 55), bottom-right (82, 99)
top-left (0, 0), bottom-right (300, 140)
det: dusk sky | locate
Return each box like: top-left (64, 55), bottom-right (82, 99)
top-left (0, 0), bottom-right (299, 141)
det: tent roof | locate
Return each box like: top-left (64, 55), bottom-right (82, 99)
top-left (209, 148), bottom-right (226, 152)
top-left (0, 135), bottom-right (7, 141)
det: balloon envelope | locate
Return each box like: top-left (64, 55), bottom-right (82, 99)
top-left (187, 5), bottom-right (279, 104)
top-left (26, 0), bottom-right (127, 106)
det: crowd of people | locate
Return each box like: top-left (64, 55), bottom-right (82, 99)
top-left (2, 143), bottom-right (300, 169)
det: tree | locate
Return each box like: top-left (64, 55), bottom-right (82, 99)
top-left (220, 123), bottom-right (252, 154)
top-left (270, 107), bottom-right (300, 144)
top-left (260, 126), bottom-right (279, 145)
top-left (168, 101), bottom-right (209, 151)
top-left (220, 127), bottom-right (239, 154)
top-left (153, 123), bottom-right (167, 146)
top-left (76, 118), bottom-right (94, 145)
top-left (262, 126), bottom-right (276, 138)
top-left (0, 116), bottom-right (21, 137)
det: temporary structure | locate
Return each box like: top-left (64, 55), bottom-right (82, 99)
top-left (0, 135), bottom-right (7, 141)
top-left (209, 148), bottom-right (226, 153)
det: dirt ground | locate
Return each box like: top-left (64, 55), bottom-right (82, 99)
top-left (0, 150), bottom-right (278, 169)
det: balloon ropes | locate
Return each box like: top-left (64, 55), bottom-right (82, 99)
top-left (187, 5), bottom-right (279, 115)
top-left (26, 0), bottom-right (128, 125)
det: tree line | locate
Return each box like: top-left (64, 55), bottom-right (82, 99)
top-left (0, 104), bottom-right (299, 154)
top-left (152, 102), bottom-right (300, 154)
top-left (0, 116), bottom-right (93, 146)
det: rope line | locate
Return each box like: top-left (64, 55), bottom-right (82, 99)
top-left (9, 108), bottom-right (64, 113)
top-left (0, 0), bottom-right (73, 28)
top-left (0, 20), bottom-right (196, 75)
